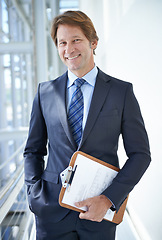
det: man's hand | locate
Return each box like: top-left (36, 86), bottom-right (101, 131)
top-left (75, 195), bottom-right (112, 222)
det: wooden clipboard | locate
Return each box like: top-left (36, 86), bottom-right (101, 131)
top-left (59, 151), bottom-right (128, 224)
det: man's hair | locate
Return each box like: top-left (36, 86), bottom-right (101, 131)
top-left (51, 10), bottom-right (99, 54)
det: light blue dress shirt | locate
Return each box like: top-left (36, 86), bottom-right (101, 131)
top-left (67, 66), bottom-right (98, 131)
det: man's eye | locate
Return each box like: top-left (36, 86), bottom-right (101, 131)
top-left (59, 42), bottom-right (66, 46)
top-left (74, 39), bottom-right (81, 42)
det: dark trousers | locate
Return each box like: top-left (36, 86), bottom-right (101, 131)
top-left (35, 211), bottom-right (116, 240)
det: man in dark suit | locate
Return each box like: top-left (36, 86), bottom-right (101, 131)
top-left (24, 11), bottom-right (151, 240)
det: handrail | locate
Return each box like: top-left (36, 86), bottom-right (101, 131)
top-left (17, 211), bottom-right (35, 240)
top-left (0, 164), bottom-right (24, 224)
top-left (0, 164), bottom-right (23, 203)
top-left (126, 206), bottom-right (152, 240)
top-left (0, 127), bottom-right (28, 141)
top-left (0, 128), bottom-right (35, 239)
top-left (0, 141), bottom-right (25, 170)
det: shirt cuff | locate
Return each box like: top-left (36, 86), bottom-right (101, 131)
top-left (108, 198), bottom-right (116, 211)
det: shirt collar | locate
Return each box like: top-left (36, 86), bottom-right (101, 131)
top-left (67, 65), bottom-right (98, 88)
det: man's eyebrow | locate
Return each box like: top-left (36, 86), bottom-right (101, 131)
top-left (58, 39), bottom-right (65, 43)
top-left (58, 35), bottom-right (82, 42)
top-left (72, 35), bottom-right (82, 38)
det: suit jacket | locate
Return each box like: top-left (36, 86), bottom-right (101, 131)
top-left (24, 68), bottom-right (151, 223)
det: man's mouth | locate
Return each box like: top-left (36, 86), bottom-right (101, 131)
top-left (66, 54), bottom-right (81, 60)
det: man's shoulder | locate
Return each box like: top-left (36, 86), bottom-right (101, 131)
top-left (97, 68), bottom-right (132, 87)
top-left (39, 72), bottom-right (68, 91)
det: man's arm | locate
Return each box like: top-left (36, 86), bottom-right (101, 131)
top-left (24, 84), bottom-right (47, 187)
top-left (102, 84), bottom-right (151, 211)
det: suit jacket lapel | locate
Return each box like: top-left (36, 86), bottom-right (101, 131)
top-left (54, 72), bottom-right (76, 149)
top-left (80, 70), bottom-right (111, 147)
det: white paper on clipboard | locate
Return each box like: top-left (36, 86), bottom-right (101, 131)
top-left (61, 152), bottom-right (118, 221)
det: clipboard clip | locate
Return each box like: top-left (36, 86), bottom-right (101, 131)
top-left (60, 165), bottom-right (77, 188)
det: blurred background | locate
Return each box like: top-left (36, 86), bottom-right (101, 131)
top-left (0, 0), bottom-right (161, 239)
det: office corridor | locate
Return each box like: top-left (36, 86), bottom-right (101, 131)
top-left (0, 0), bottom-right (161, 239)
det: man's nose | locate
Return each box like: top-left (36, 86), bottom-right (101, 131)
top-left (65, 43), bottom-right (74, 54)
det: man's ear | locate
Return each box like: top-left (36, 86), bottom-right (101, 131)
top-left (90, 39), bottom-right (98, 50)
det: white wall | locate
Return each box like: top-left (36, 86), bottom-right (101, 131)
top-left (80, 0), bottom-right (162, 239)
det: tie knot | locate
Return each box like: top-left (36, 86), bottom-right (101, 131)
top-left (74, 78), bottom-right (85, 88)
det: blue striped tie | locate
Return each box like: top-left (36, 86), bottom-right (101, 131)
top-left (68, 78), bottom-right (85, 146)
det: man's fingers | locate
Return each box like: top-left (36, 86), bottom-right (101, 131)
top-left (79, 211), bottom-right (102, 222)
top-left (79, 212), bottom-right (89, 219)
top-left (75, 199), bottom-right (90, 208)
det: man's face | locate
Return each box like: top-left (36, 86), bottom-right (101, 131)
top-left (57, 24), bottom-right (97, 77)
